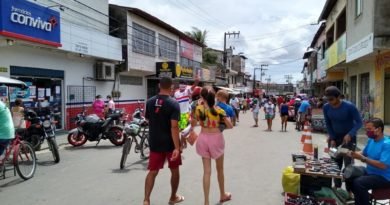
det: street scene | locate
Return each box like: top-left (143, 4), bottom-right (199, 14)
top-left (1, 0), bottom-right (390, 205)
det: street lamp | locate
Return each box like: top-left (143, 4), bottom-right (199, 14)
top-left (82, 77), bottom-right (94, 112)
top-left (260, 64), bottom-right (268, 84)
top-left (252, 64), bottom-right (268, 96)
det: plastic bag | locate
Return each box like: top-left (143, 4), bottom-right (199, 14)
top-left (282, 166), bottom-right (301, 194)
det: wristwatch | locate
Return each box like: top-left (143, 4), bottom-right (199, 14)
top-left (361, 156), bottom-right (368, 163)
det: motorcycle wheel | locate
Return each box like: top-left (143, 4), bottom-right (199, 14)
top-left (140, 134), bottom-right (150, 160)
top-left (108, 127), bottom-right (125, 146)
top-left (47, 137), bottom-right (60, 163)
top-left (30, 135), bottom-right (41, 151)
top-left (67, 132), bottom-right (87, 147)
top-left (120, 137), bottom-right (132, 169)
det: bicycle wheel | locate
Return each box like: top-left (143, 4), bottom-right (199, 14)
top-left (140, 134), bottom-right (150, 160)
top-left (120, 137), bottom-right (132, 169)
top-left (15, 142), bottom-right (36, 180)
top-left (47, 137), bottom-right (60, 163)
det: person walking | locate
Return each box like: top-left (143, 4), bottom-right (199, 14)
top-left (297, 97), bottom-right (311, 131)
top-left (0, 100), bottom-right (15, 156)
top-left (280, 99), bottom-right (289, 132)
top-left (174, 79), bottom-right (199, 131)
top-left (242, 97), bottom-right (248, 114)
top-left (323, 86), bottom-right (363, 193)
top-left (92, 95), bottom-right (105, 119)
top-left (251, 96), bottom-right (261, 127)
top-left (264, 99), bottom-right (276, 131)
top-left (229, 95), bottom-right (240, 123)
top-left (216, 90), bottom-right (235, 124)
top-left (143, 77), bottom-right (184, 205)
top-left (191, 87), bottom-right (233, 205)
top-left (11, 98), bottom-right (25, 128)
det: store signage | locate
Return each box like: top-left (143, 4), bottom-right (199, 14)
top-left (346, 33), bottom-right (374, 63)
top-left (176, 64), bottom-right (193, 79)
top-left (156, 62), bottom-right (176, 78)
top-left (0, 67), bottom-right (8, 73)
top-left (0, 0), bottom-right (61, 47)
top-left (326, 33), bottom-right (346, 69)
top-left (193, 45), bottom-right (202, 63)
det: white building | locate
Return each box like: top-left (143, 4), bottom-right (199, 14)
top-left (109, 5), bottom-right (204, 98)
top-left (0, 0), bottom-right (123, 129)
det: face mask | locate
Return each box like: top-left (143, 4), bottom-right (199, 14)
top-left (366, 130), bottom-right (377, 139)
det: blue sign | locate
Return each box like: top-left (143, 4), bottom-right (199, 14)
top-left (0, 0), bottom-right (61, 47)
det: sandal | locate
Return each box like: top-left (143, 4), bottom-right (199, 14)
top-left (168, 195), bottom-right (185, 205)
top-left (219, 193), bottom-right (232, 203)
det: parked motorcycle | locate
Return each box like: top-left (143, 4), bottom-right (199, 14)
top-left (22, 109), bottom-right (60, 163)
top-left (67, 110), bottom-right (125, 147)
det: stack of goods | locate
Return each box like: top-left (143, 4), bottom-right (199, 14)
top-left (285, 193), bottom-right (337, 205)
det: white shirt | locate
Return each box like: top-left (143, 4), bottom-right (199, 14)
top-left (230, 97), bottom-right (240, 109)
top-left (174, 87), bottom-right (192, 114)
top-left (108, 100), bottom-right (115, 110)
top-left (264, 103), bottom-right (275, 115)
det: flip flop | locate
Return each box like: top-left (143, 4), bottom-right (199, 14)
top-left (168, 195), bottom-right (185, 205)
top-left (219, 193), bottom-right (232, 203)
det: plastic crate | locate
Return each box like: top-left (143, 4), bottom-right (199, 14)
top-left (285, 193), bottom-right (337, 205)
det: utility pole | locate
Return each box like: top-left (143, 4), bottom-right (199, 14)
top-left (223, 31), bottom-right (240, 84)
top-left (285, 74), bottom-right (293, 84)
top-left (260, 64), bottom-right (268, 84)
top-left (265, 75), bottom-right (271, 94)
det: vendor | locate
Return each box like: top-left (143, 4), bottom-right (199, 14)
top-left (347, 118), bottom-right (390, 205)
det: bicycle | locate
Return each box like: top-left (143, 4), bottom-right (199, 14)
top-left (120, 120), bottom-right (150, 169)
top-left (0, 130), bottom-right (37, 180)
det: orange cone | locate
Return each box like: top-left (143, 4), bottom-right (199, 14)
top-left (302, 125), bottom-right (314, 155)
top-left (300, 121), bottom-right (310, 144)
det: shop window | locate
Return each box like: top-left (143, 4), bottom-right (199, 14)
top-left (360, 73), bottom-right (370, 111)
top-left (356, 0), bottom-right (363, 17)
top-left (132, 23), bottom-right (156, 56)
top-left (120, 75), bottom-right (143, 86)
top-left (158, 34), bottom-right (177, 61)
top-left (336, 9), bottom-right (346, 39)
top-left (326, 26), bottom-right (334, 49)
top-left (350, 76), bottom-right (357, 105)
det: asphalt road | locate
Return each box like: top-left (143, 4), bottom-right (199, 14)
top-left (0, 111), bottom-right (332, 205)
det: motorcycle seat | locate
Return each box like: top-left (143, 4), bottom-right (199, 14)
top-left (15, 128), bottom-right (27, 135)
top-left (107, 113), bottom-right (122, 119)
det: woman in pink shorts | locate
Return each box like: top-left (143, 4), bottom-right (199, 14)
top-left (191, 87), bottom-right (233, 205)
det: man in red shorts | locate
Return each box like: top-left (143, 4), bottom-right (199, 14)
top-left (144, 77), bottom-right (184, 205)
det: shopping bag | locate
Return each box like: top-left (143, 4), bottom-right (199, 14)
top-left (282, 166), bottom-right (301, 194)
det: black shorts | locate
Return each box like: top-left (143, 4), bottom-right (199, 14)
top-left (281, 113), bottom-right (289, 117)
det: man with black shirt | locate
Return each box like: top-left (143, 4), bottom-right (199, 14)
top-left (143, 77), bottom-right (184, 205)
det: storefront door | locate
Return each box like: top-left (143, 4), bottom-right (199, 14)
top-left (385, 74), bottom-right (390, 124)
top-left (360, 73), bottom-right (370, 120)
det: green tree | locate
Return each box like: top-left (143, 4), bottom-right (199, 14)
top-left (184, 27), bottom-right (208, 45)
top-left (185, 27), bottom-right (218, 65)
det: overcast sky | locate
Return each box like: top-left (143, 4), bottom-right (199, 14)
top-left (110, 0), bottom-right (326, 84)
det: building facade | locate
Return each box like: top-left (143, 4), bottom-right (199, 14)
top-left (0, 0), bottom-right (123, 130)
top-left (305, 0), bottom-right (390, 124)
top-left (109, 5), bottom-right (205, 99)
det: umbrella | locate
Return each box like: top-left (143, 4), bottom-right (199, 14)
top-left (0, 76), bottom-right (27, 88)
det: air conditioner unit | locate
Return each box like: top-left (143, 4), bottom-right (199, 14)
top-left (95, 62), bottom-right (115, 81)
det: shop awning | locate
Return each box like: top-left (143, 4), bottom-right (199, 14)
top-left (216, 86), bottom-right (240, 95)
top-left (0, 76), bottom-right (27, 88)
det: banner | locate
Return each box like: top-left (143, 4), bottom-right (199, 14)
top-left (0, 0), bottom-right (61, 47)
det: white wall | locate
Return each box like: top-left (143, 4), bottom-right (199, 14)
top-left (346, 0), bottom-right (375, 46)
top-left (127, 13), bottom-right (180, 74)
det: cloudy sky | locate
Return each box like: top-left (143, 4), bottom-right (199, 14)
top-left (110, 0), bottom-right (326, 83)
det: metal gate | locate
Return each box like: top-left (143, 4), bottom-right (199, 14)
top-left (66, 85), bottom-right (96, 129)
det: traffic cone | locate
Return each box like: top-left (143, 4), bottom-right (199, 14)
top-left (302, 125), bottom-right (314, 155)
top-left (300, 121), bottom-right (310, 144)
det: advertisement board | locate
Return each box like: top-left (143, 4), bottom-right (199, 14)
top-left (193, 45), bottom-right (202, 63)
top-left (180, 39), bottom-right (194, 60)
top-left (347, 33), bottom-right (374, 63)
top-left (0, 0), bottom-right (61, 47)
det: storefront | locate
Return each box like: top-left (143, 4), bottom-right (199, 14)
top-left (0, 0), bottom-right (123, 130)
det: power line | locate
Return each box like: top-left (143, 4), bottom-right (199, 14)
top-left (184, 0), bottom-right (229, 28)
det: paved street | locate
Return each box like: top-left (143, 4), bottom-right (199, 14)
top-left (0, 112), bottom-right (332, 205)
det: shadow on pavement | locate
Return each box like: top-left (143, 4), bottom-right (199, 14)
top-left (112, 159), bottom-right (148, 173)
top-left (64, 145), bottom-right (121, 151)
top-left (0, 177), bottom-right (25, 188)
